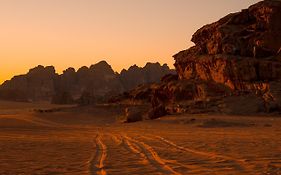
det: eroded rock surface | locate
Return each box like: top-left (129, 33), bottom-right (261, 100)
top-left (171, 0), bottom-right (281, 114)
top-left (190, 0), bottom-right (281, 57)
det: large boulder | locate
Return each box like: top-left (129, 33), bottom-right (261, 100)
top-left (123, 106), bottom-right (149, 123)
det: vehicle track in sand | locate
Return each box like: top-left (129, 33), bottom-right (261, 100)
top-left (104, 133), bottom-right (158, 174)
top-left (122, 134), bottom-right (182, 175)
top-left (121, 135), bottom-right (149, 164)
top-left (144, 134), bottom-right (256, 174)
top-left (88, 132), bottom-right (256, 174)
top-left (108, 134), bottom-right (122, 146)
top-left (89, 134), bottom-right (107, 175)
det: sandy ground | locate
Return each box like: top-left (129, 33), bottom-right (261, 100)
top-left (0, 101), bottom-right (281, 175)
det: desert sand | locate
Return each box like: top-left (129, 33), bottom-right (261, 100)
top-left (0, 100), bottom-right (281, 175)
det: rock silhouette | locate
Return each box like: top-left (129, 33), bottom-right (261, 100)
top-left (0, 65), bottom-right (57, 101)
top-left (120, 63), bottom-right (174, 91)
top-left (0, 61), bottom-right (175, 103)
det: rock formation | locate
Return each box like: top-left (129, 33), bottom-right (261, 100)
top-left (0, 61), bottom-right (174, 103)
top-left (55, 61), bottom-right (124, 104)
top-left (191, 0), bottom-right (281, 57)
top-left (171, 0), bottom-right (281, 114)
top-left (174, 0), bottom-right (281, 90)
top-left (116, 0), bottom-right (281, 118)
top-left (0, 65), bottom-right (57, 101)
top-left (119, 62), bottom-right (175, 91)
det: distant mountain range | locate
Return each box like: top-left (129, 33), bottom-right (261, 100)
top-left (0, 61), bottom-right (175, 103)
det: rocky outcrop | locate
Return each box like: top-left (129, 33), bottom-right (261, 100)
top-left (151, 80), bottom-right (231, 105)
top-left (175, 53), bottom-right (281, 91)
top-left (120, 62), bottom-right (175, 91)
top-left (174, 0), bottom-right (281, 92)
top-left (190, 0), bottom-right (281, 57)
top-left (57, 61), bottom-right (124, 103)
top-left (118, 0), bottom-right (281, 118)
top-left (97, 1), bottom-right (281, 119)
top-left (104, 0), bottom-right (281, 119)
top-left (123, 106), bottom-right (149, 123)
top-left (0, 65), bottom-right (57, 101)
top-left (0, 61), bottom-right (174, 103)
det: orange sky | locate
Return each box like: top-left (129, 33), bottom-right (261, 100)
top-left (0, 0), bottom-right (260, 84)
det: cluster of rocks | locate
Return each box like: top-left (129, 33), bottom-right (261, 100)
top-left (2, 0), bottom-right (281, 122)
top-left (119, 0), bottom-right (281, 122)
top-left (0, 61), bottom-right (174, 103)
top-left (171, 0), bottom-right (281, 114)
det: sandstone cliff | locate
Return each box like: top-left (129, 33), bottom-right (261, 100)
top-left (117, 0), bottom-right (281, 119)
top-left (174, 0), bottom-right (281, 90)
top-left (170, 0), bottom-right (281, 114)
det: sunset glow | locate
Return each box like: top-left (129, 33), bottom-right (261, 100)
top-left (0, 0), bottom-right (260, 84)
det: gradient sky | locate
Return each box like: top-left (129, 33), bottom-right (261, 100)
top-left (0, 0), bottom-right (260, 84)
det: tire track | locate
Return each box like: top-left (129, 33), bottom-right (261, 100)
top-left (123, 135), bottom-right (182, 175)
top-left (89, 134), bottom-right (107, 175)
top-left (121, 135), bottom-right (149, 164)
top-left (150, 135), bottom-right (254, 174)
top-left (129, 135), bottom-right (211, 173)
top-left (108, 134), bottom-right (122, 146)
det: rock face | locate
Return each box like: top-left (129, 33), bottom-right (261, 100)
top-left (111, 0), bottom-right (281, 119)
top-left (56, 61), bottom-right (124, 104)
top-left (119, 63), bottom-right (175, 91)
top-left (0, 66), bottom-right (57, 101)
top-left (0, 61), bottom-right (174, 103)
top-left (175, 53), bottom-right (281, 91)
top-left (174, 0), bottom-right (281, 91)
top-left (117, 0), bottom-right (281, 118)
top-left (191, 0), bottom-right (281, 57)
top-left (170, 0), bottom-right (281, 114)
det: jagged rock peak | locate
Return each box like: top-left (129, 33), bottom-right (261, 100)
top-left (144, 62), bottom-right (161, 67)
top-left (90, 60), bottom-right (111, 69)
top-left (77, 66), bottom-right (89, 73)
top-left (89, 60), bottom-right (115, 75)
top-left (123, 62), bottom-right (172, 72)
top-left (28, 65), bottom-right (56, 75)
top-left (119, 62), bottom-right (176, 91)
top-left (63, 67), bottom-right (76, 74)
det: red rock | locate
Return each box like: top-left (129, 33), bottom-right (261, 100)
top-left (174, 0), bottom-right (281, 94)
top-left (169, 0), bottom-right (281, 114)
top-left (191, 0), bottom-right (281, 58)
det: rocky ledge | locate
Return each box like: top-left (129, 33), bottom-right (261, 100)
top-left (118, 0), bottom-right (281, 121)
top-left (171, 0), bottom-right (281, 115)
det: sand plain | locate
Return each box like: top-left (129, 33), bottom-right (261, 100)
top-left (0, 101), bottom-right (281, 175)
